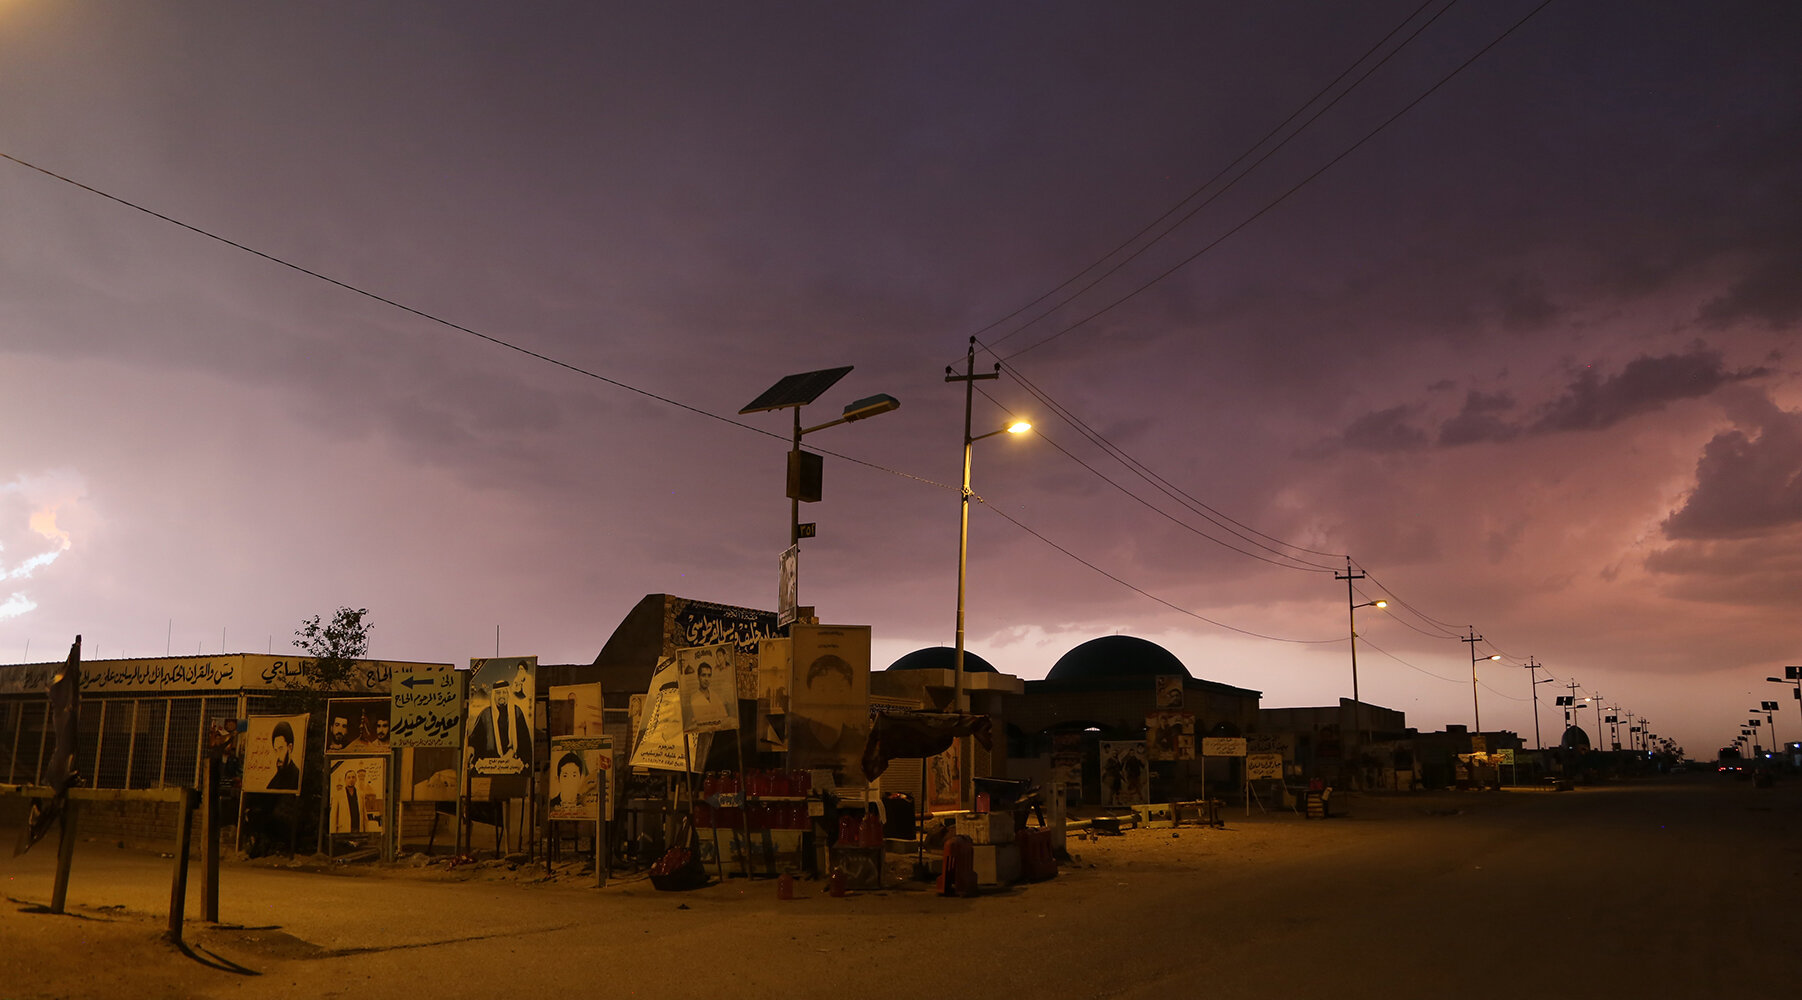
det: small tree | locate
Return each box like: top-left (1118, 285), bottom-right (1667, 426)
top-left (293, 607), bottom-right (373, 689)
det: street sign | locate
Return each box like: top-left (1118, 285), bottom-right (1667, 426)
top-left (796, 522), bottom-right (816, 538)
top-left (390, 663), bottom-right (462, 748)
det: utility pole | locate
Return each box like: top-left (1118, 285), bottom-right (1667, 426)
top-left (1524, 657), bottom-right (1547, 750)
top-left (1461, 627), bottom-right (1488, 736)
top-left (1337, 558), bottom-right (1369, 748)
top-left (1563, 679), bottom-right (1583, 743)
top-left (946, 337), bottom-right (1002, 712)
top-left (1592, 693), bottom-right (1605, 752)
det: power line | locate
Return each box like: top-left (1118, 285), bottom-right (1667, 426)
top-left (976, 498), bottom-right (1341, 645)
top-left (975, 0), bottom-right (1453, 355)
top-left (0, 150), bottom-right (957, 497)
top-left (979, 379), bottom-right (1344, 568)
top-left (993, 0), bottom-right (1556, 363)
top-left (978, 393), bottom-right (1339, 574)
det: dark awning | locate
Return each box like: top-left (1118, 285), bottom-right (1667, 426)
top-left (860, 711), bottom-right (994, 782)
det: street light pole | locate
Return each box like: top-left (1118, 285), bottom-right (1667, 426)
top-left (1336, 559), bottom-right (1386, 747)
top-left (1461, 627), bottom-right (1499, 737)
top-left (945, 338), bottom-right (1030, 713)
top-left (948, 339), bottom-right (998, 713)
top-left (1524, 657), bottom-right (1548, 750)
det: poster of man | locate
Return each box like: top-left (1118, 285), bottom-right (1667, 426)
top-left (1154, 675), bottom-right (1184, 709)
top-left (327, 697), bottom-right (391, 753)
top-left (1146, 710), bottom-right (1196, 761)
top-left (677, 643), bottom-right (737, 733)
top-left (547, 736), bottom-right (612, 822)
top-left (243, 714), bottom-right (308, 794)
top-left (467, 655), bottom-right (536, 777)
top-left (787, 624), bottom-right (872, 775)
top-left (1099, 740), bottom-right (1149, 806)
top-left (329, 756), bottom-right (386, 834)
top-left (630, 658), bottom-right (705, 772)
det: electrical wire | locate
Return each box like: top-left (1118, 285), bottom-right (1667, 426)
top-left (974, 0), bottom-right (1453, 355)
top-left (979, 377), bottom-right (1346, 566)
top-left (994, 0), bottom-right (1557, 363)
top-left (974, 496), bottom-right (1342, 645)
top-left (0, 151), bottom-right (958, 497)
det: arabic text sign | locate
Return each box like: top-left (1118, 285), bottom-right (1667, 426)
top-left (1246, 752), bottom-right (1284, 780)
top-left (1202, 737), bottom-right (1247, 757)
top-left (391, 664), bottom-right (462, 747)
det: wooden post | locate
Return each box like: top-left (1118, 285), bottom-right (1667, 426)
top-left (731, 726), bottom-right (753, 880)
top-left (166, 786), bottom-right (195, 942)
top-left (201, 756), bottom-right (220, 922)
top-left (49, 799), bottom-right (78, 915)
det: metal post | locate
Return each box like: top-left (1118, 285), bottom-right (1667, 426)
top-left (201, 753), bottom-right (220, 922)
top-left (124, 700), bottom-right (140, 789)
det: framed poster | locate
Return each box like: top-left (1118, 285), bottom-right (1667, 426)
top-left (548, 736), bottom-right (613, 822)
top-left (328, 756), bottom-right (386, 835)
top-left (1099, 740), bottom-right (1148, 806)
top-left (1146, 710), bottom-right (1196, 761)
top-left (243, 714), bottom-right (308, 795)
top-left (467, 656), bottom-right (536, 778)
top-left (326, 697), bottom-right (390, 754)
top-left (787, 624), bottom-right (871, 774)
top-left (676, 643), bottom-right (738, 733)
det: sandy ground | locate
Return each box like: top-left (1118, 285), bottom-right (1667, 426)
top-left (3, 777), bottom-right (1799, 999)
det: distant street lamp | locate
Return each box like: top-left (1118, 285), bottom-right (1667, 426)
top-left (946, 337), bottom-right (1031, 711)
top-left (1462, 627), bottom-right (1502, 735)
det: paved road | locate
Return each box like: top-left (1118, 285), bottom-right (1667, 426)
top-left (3, 774), bottom-right (1797, 999)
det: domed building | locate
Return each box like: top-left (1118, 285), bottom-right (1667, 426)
top-left (1013, 635), bottom-right (1260, 738)
top-left (1009, 635), bottom-right (1262, 805)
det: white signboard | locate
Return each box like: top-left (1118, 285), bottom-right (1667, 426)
top-left (1202, 737), bottom-right (1247, 757)
top-left (392, 663), bottom-right (462, 748)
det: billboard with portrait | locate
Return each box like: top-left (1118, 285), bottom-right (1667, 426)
top-left (787, 624), bottom-right (871, 774)
top-left (1099, 740), bottom-right (1149, 806)
top-left (325, 697), bottom-right (391, 754)
top-left (328, 756), bottom-right (386, 835)
top-left (630, 658), bottom-right (705, 772)
top-left (1146, 710), bottom-right (1196, 761)
top-left (547, 736), bottom-right (613, 822)
top-left (676, 643), bottom-right (738, 733)
top-left (243, 714), bottom-right (308, 795)
top-left (466, 656), bottom-right (536, 778)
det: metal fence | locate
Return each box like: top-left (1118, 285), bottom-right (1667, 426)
top-left (0, 694), bottom-right (237, 789)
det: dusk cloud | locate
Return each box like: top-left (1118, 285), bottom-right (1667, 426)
top-left (1662, 395), bottom-right (1802, 540)
top-left (1338, 347), bottom-right (1766, 452)
top-left (1527, 348), bottom-right (1767, 434)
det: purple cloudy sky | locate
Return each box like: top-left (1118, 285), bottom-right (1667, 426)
top-left (4, 2), bottom-right (1799, 757)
